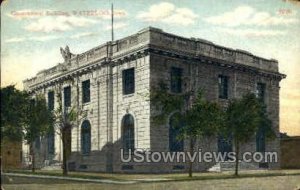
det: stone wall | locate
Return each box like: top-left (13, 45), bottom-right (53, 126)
top-left (281, 137), bottom-right (300, 169)
top-left (1, 140), bottom-right (22, 170)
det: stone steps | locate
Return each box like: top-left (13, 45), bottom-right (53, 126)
top-left (208, 161), bottom-right (258, 172)
top-left (41, 161), bottom-right (62, 171)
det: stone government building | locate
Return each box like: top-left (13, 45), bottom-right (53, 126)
top-left (22, 27), bottom-right (286, 173)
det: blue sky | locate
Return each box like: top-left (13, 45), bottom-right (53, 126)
top-left (1, 0), bottom-right (299, 135)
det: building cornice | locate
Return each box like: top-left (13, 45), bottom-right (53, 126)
top-left (24, 27), bottom-right (286, 92)
top-left (26, 49), bottom-right (150, 92)
top-left (27, 45), bottom-right (285, 93)
top-left (148, 45), bottom-right (286, 81)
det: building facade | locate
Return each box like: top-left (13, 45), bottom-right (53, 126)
top-left (23, 27), bottom-right (285, 173)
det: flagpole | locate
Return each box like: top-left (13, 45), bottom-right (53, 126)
top-left (111, 3), bottom-right (114, 42)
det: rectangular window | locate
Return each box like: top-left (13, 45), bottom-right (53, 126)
top-left (218, 75), bottom-right (228, 99)
top-left (48, 91), bottom-right (54, 110)
top-left (122, 68), bottom-right (135, 95)
top-left (48, 132), bottom-right (55, 155)
top-left (171, 67), bottom-right (183, 93)
top-left (30, 99), bottom-right (35, 109)
top-left (35, 137), bottom-right (40, 150)
top-left (256, 83), bottom-right (266, 102)
top-left (64, 86), bottom-right (71, 107)
top-left (82, 80), bottom-right (90, 103)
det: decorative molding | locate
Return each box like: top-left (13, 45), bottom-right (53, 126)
top-left (148, 47), bottom-right (286, 81)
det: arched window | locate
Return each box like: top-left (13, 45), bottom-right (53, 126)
top-left (256, 127), bottom-right (268, 168)
top-left (81, 120), bottom-right (91, 154)
top-left (218, 135), bottom-right (232, 160)
top-left (48, 132), bottom-right (55, 155)
top-left (256, 127), bottom-right (265, 153)
top-left (122, 114), bottom-right (134, 152)
top-left (169, 113), bottom-right (184, 152)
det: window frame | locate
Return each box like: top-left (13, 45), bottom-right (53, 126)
top-left (256, 82), bottom-right (266, 103)
top-left (48, 91), bottom-right (55, 110)
top-left (170, 67), bottom-right (183, 93)
top-left (81, 120), bottom-right (91, 155)
top-left (35, 137), bottom-right (41, 150)
top-left (63, 86), bottom-right (71, 107)
top-left (218, 75), bottom-right (229, 99)
top-left (121, 114), bottom-right (135, 152)
top-left (122, 68), bottom-right (135, 95)
top-left (256, 127), bottom-right (266, 153)
top-left (82, 80), bottom-right (90, 103)
top-left (169, 113), bottom-right (184, 152)
top-left (47, 132), bottom-right (55, 155)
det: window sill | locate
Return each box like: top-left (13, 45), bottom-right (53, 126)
top-left (123, 93), bottom-right (135, 98)
top-left (82, 102), bottom-right (91, 106)
top-left (218, 97), bottom-right (229, 100)
top-left (170, 91), bottom-right (183, 95)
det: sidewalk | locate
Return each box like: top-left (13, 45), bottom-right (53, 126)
top-left (2, 172), bottom-right (173, 184)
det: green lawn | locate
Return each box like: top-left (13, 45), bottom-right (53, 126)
top-left (2, 175), bottom-right (300, 190)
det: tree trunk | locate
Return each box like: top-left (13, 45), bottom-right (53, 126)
top-left (62, 129), bottom-right (68, 176)
top-left (188, 138), bottom-right (195, 178)
top-left (234, 140), bottom-right (239, 176)
top-left (30, 144), bottom-right (35, 173)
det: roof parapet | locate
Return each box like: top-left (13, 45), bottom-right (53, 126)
top-left (24, 26), bottom-right (285, 89)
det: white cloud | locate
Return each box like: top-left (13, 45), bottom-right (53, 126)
top-left (137, 2), bottom-right (175, 21)
top-left (204, 5), bottom-right (298, 27)
top-left (5, 36), bottom-right (61, 43)
top-left (6, 32), bottom-right (99, 43)
top-left (220, 28), bottom-right (286, 37)
top-left (31, 36), bottom-right (61, 41)
top-left (70, 32), bottom-right (97, 39)
top-left (5, 37), bottom-right (26, 43)
top-left (137, 2), bottom-right (198, 26)
top-left (6, 33), bottom-right (100, 43)
top-left (105, 22), bottom-right (128, 30)
top-left (24, 16), bottom-right (97, 33)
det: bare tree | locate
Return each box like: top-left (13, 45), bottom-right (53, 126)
top-left (53, 85), bottom-right (86, 175)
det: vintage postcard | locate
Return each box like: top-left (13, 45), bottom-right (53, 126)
top-left (1, 0), bottom-right (300, 189)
